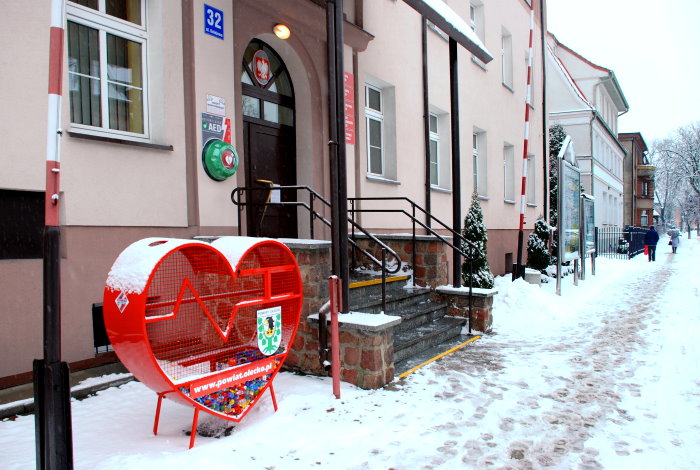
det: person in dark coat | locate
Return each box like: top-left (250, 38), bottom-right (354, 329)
top-left (644, 225), bottom-right (660, 261)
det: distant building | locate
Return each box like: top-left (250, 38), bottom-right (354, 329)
top-left (546, 33), bottom-right (629, 227)
top-left (618, 132), bottom-right (654, 227)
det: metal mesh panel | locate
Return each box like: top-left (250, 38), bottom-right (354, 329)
top-left (144, 243), bottom-right (301, 385)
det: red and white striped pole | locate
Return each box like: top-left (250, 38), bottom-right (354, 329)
top-left (46, 1), bottom-right (64, 227)
top-left (35, 1), bottom-right (74, 468)
top-left (513, 3), bottom-right (536, 281)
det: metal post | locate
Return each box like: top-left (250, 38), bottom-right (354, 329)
top-left (35, 1), bottom-right (74, 468)
top-left (449, 38), bottom-right (462, 288)
top-left (514, 5), bottom-right (536, 281)
top-left (329, 276), bottom-right (341, 399)
top-left (326, 0), bottom-right (349, 312)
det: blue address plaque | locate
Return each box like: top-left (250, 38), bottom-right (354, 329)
top-left (204, 4), bottom-right (224, 39)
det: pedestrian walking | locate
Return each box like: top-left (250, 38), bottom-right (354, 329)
top-left (644, 225), bottom-right (660, 261)
top-left (670, 230), bottom-right (680, 254)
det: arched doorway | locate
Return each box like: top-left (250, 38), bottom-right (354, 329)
top-left (241, 39), bottom-right (297, 238)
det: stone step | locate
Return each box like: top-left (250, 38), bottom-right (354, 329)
top-left (392, 301), bottom-right (449, 331)
top-left (394, 333), bottom-right (476, 376)
top-left (393, 316), bottom-right (467, 364)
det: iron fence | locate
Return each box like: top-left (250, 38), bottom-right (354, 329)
top-left (595, 226), bottom-right (647, 259)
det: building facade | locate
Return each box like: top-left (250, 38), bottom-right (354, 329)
top-left (619, 132), bottom-right (654, 227)
top-left (546, 33), bottom-right (629, 228)
top-left (0, 0), bottom-right (545, 383)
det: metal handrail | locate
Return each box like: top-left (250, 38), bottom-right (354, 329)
top-left (231, 186), bottom-right (403, 275)
top-left (349, 196), bottom-right (480, 262)
top-left (349, 196), bottom-right (480, 335)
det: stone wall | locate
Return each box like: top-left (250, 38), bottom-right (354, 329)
top-left (353, 234), bottom-right (450, 288)
top-left (433, 287), bottom-right (498, 333)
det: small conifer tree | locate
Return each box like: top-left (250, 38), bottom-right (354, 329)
top-left (526, 217), bottom-right (552, 272)
top-left (549, 124), bottom-right (567, 260)
top-left (461, 192), bottom-right (494, 288)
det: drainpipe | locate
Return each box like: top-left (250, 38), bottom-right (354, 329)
top-left (422, 18), bottom-right (432, 229)
top-left (449, 38), bottom-right (462, 287)
top-left (540, 0), bottom-right (548, 219)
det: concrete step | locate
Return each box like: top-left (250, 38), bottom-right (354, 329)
top-left (393, 316), bottom-right (467, 364)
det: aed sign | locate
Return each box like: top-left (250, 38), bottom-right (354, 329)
top-left (204, 4), bottom-right (224, 39)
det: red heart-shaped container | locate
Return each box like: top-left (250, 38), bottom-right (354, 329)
top-left (103, 237), bottom-right (303, 422)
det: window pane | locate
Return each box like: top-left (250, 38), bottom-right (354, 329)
top-left (106, 0), bottom-right (142, 25)
top-left (106, 33), bottom-right (143, 133)
top-left (278, 105), bottom-right (294, 126)
top-left (369, 118), bottom-right (382, 148)
top-left (108, 83), bottom-right (143, 133)
top-left (430, 139), bottom-right (438, 185)
top-left (367, 87), bottom-right (381, 111)
top-left (70, 0), bottom-right (98, 10)
top-left (107, 34), bottom-right (142, 87)
top-left (264, 101), bottom-right (279, 123)
top-left (242, 96), bottom-right (260, 118)
top-left (370, 147), bottom-right (383, 174)
top-left (67, 21), bottom-right (102, 127)
top-left (429, 114), bottom-right (438, 133)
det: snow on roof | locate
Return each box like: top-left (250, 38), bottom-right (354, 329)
top-left (546, 42), bottom-right (593, 110)
top-left (105, 238), bottom-right (209, 295)
top-left (403, 0), bottom-right (492, 62)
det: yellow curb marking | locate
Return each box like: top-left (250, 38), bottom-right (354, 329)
top-left (398, 335), bottom-right (481, 379)
top-left (349, 275), bottom-right (410, 289)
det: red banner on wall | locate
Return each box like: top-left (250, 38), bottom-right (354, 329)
top-left (344, 72), bottom-right (355, 144)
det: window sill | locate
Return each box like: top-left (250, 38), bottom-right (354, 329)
top-left (366, 174), bottom-right (400, 185)
top-left (67, 131), bottom-right (174, 151)
top-left (430, 185), bottom-right (452, 194)
top-left (471, 56), bottom-right (487, 70)
top-left (502, 82), bottom-right (514, 93)
top-left (477, 195), bottom-right (489, 201)
top-left (504, 199), bottom-right (516, 205)
top-left (527, 203), bottom-right (537, 208)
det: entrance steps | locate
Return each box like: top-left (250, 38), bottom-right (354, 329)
top-left (348, 275), bottom-right (467, 374)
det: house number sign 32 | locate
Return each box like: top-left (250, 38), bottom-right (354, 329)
top-left (204, 4), bottom-right (224, 39)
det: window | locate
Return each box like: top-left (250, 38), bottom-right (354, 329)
top-left (503, 144), bottom-right (515, 201)
top-left (526, 154), bottom-right (536, 204)
top-left (642, 181), bottom-right (649, 197)
top-left (429, 114), bottom-right (439, 186)
top-left (641, 210), bottom-right (648, 227)
top-left (472, 130), bottom-right (486, 196)
top-left (469, 1), bottom-right (485, 67)
top-left (365, 85), bottom-right (384, 175)
top-left (0, 190), bottom-right (44, 260)
top-left (501, 28), bottom-right (513, 90)
top-left (67, 0), bottom-right (148, 137)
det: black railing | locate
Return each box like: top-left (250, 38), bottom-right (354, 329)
top-left (232, 187), bottom-right (482, 335)
top-left (349, 196), bottom-right (480, 334)
top-left (231, 185), bottom-right (402, 276)
top-left (596, 226), bottom-right (647, 259)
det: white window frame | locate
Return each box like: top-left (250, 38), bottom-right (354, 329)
top-left (365, 84), bottom-right (384, 176)
top-left (469, 1), bottom-right (486, 68)
top-left (526, 153), bottom-right (536, 205)
top-left (429, 113), bottom-right (439, 186)
top-left (66, 1), bottom-right (150, 140)
top-left (501, 28), bottom-right (513, 90)
top-left (473, 130), bottom-right (487, 197)
top-left (503, 143), bottom-right (515, 202)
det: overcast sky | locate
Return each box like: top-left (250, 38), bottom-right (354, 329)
top-left (546, 0), bottom-right (700, 143)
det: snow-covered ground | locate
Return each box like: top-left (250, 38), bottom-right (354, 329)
top-left (2, 235), bottom-right (699, 469)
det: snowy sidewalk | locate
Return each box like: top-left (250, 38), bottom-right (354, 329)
top-left (1, 237), bottom-right (699, 469)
